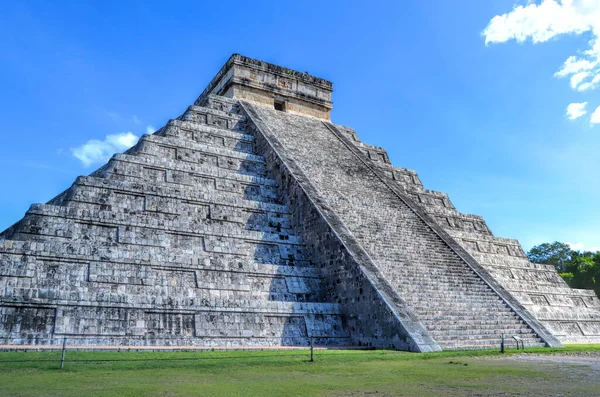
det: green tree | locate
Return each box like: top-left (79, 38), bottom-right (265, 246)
top-left (527, 241), bottom-right (573, 271)
top-left (528, 243), bottom-right (600, 299)
top-left (559, 272), bottom-right (574, 284)
top-left (564, 251), bottom-right (600, 297)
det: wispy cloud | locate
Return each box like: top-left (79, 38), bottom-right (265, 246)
top-left (567, 241), bottom-right (600, 252)
top-left (132, 115), bottom-right (142, 124)
top-left (483, 1), bottom-right (600, 121)
top-left (566, 102), bottom-right (588, 120)
top-left (71, 132), bottom-right (139, 167)
top-left (146, 125), bottom-right (156, 134)
top-left (591, 105), bottom-right (600, 125)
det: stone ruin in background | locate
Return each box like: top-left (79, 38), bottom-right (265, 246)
top-left (1, 54), bottom-right (599, 351)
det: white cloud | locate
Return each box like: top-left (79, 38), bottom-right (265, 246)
top-left (132, 115), bottom-right (141, 124)
top-left (71, 132), bottom-right (139, 167)
top-left (483, 0), bottom-right (600, 92)
top-left (567, 241), bottom-right (600, 252)
top-left (569, 71), bottom-right (590, 89)
top-left (566, 102), bottom-right (588, 119)
top-left (146, 125), bottom-right (156, 134)
top-left (591, 105), bottom-right (600, 124)
top-left (567, 241), bottom-right (585, 251)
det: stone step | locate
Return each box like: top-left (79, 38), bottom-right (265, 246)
top-left (182, 103), bottom-right (246, 120)
top-left (2, 276), bottom-right (329, 306)
top-left (0, 238), bottom-right (321, 274)
top-left (0, 249), bottom-right (325, 286)
top-left (184, 103), bottom-right (246, 120)
top-left (161, 119), bottom-right (255, 154)
top-left (371, 162), bottom-right (424, 188)
top-left (22, 204), bottom-right (299, 244)
top-left (392, 259), bottom-right (485, 269)
top-left (434, 333), bottom-right (542, 344)
top-left (432, 330), bottom-right (540, 340)
top-left (400, 281), bottom-right (492, 290)
top-left (419, 318), bottom-right (523, 328)
top-left (400, 290), bottom-right (498, 299)
top-left (60, 201), bottom-right (292, 235)
top-left (394, 268), bottom-right (486, 277)
top-left (0, 297), bottom-right (343, 316)
top-left (2, 286), bottom-right (328, 308)
top-left (472, 254), bottom-right (539, 267)
top-left (397, 278), bottom-right (491, 288)
top-left (403, 295), bottom-right (508, 305)
top-left (9, 232), bottom-right (310, 267)
top-left (15, 206), bottom-right (306, 248)
top-left (202, 95), bottom-right (240, 114)
top-left (143, 133), bottom-right (263, 163)
top-left (411, 302), bottom-right (509, 316)
top-left (434, 218), bottom-right (492, 237)
top-left (69, 176), bottom-right (286, 214)
top-left (134, 152), bottom-right (267, 180)
top-left (420, 206), bottom-right (484, 222)
top-left (438, 340), bottom-right (546, 350)
top-left (140, 133), bottom-right (265, 165)
top-left (405, 300), bottom-right (507, 309)
top-left (421, 320), bottom-right (528, 329)
top-left (400, 284), bottom-right (495, 292)
top-left (135, 135), bottom-right (268, 178)
top-left (506, 285), bottom-right (598, 298)
top-left (420, 315), bottom-right (525, 324)
top-left (428, 328), bottom-right (535, 337)
top-left (415, 311), bottom-right (518, 320)
top-left (412, 308), bottom-right (514, 318)
top-left (399, 283), bottom-right (493, 294)
top-left (491, 275), bottom-right (566, 288)
top-left (179, 105), bottom-right (247, 132)
top-left (98, 153), bottom-right (278, 189)
top-left (3, 336), bottom-right (354, 348)
top-left (397, 270), bottom-right (484, 278)
top-left (0, 238), bottom-right (313, 268)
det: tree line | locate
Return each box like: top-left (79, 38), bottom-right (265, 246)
top-left (527, 241), bottom-right (600, 298)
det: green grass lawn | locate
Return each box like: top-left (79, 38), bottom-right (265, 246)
top-left (1, 345), bottom-right (599, 396)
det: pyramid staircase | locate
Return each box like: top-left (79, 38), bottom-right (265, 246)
top-left (394, 260), bottom-right (545, 350)
top-left (242, 102), bottom-right (553, 351)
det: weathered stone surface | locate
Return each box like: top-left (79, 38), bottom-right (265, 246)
top-left (0, 54), bottom-right (597, 350)
top-left (196, 54), bottom-right (333, 120)
top-left (0, 89), bottom-right (348, 347)
top-left (242, 103), bottom-right (559, 350)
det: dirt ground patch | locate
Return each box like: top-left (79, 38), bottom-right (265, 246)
top-left (507, 351), bottom-right (600, 370)
top-left (464, 352), bottom-right (600, 397)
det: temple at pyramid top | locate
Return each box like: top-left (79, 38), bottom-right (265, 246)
top-left (196, 54), bottom-right (333, 120)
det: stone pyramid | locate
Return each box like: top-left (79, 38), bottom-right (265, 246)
top-left (1, 54), bottom-right (599, 351)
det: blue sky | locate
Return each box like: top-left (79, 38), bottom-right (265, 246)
top-left (0, 0), bottom-right (598, 252)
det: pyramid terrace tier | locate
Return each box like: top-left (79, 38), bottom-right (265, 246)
top-left (1, 304), bottom-right (350, 347)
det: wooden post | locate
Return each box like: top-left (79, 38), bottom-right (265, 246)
top-left (310, 337), bottom-right (314, 362)
top-left (60, 337), bottom-right (67, 369)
